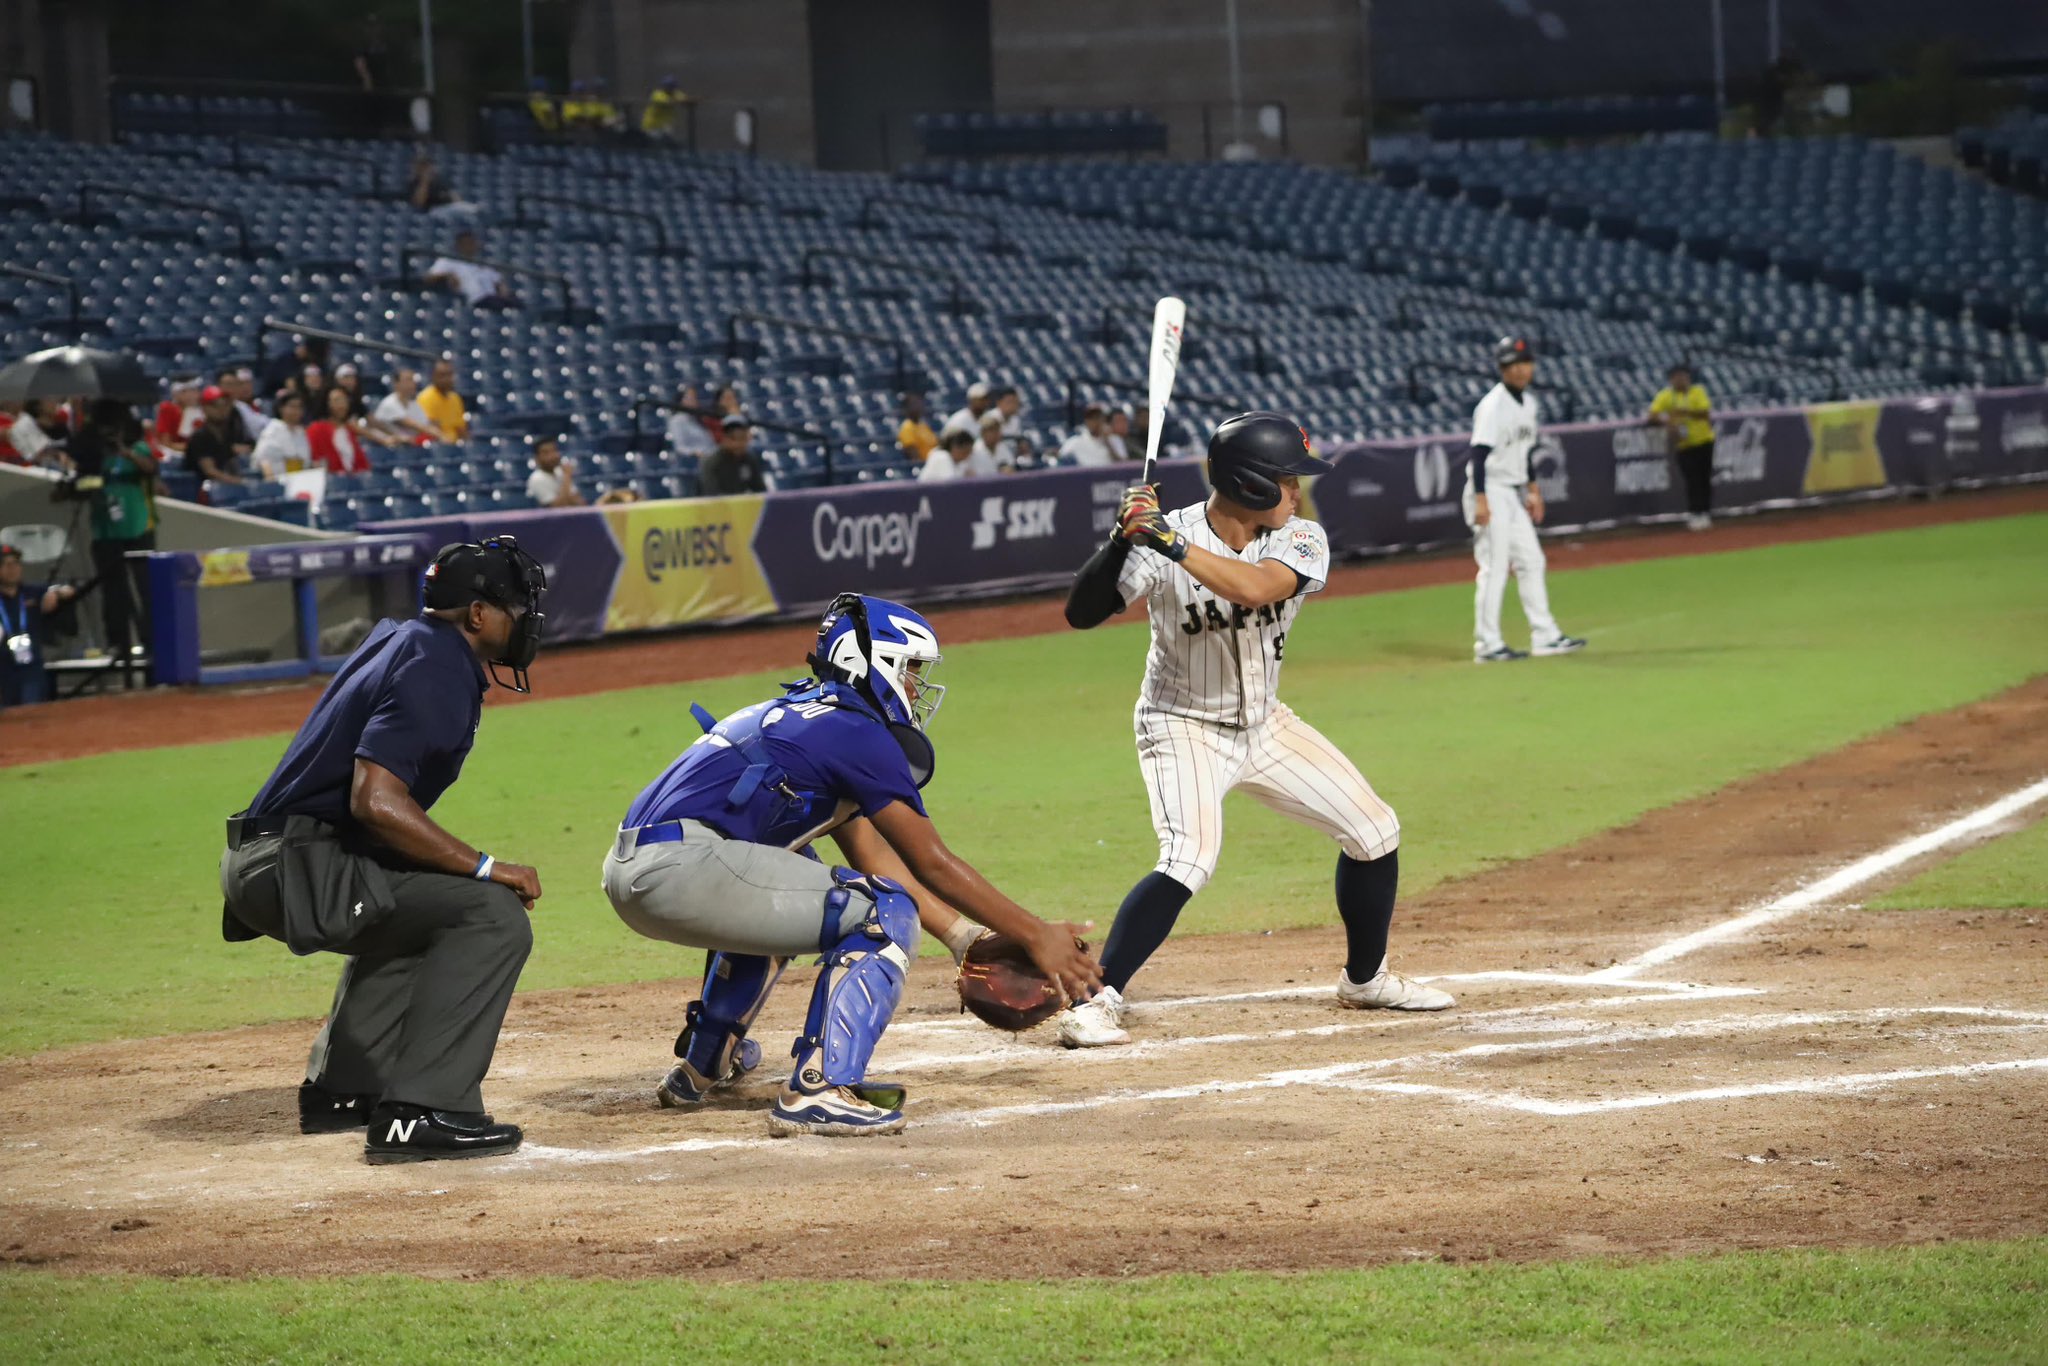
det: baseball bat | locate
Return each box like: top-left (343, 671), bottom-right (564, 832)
top-left (1140, 295), bottom-right (1185, 488)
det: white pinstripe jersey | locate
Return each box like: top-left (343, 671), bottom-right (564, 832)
top-left (1116, 503), bottom-right (1331, 728)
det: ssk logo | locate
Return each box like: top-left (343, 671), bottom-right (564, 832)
top-left (813, 497), bottom-right (932, 569)
top-left (1412, 443), bottom-right (1453, 502)
top-left (971, 496), bottom-right (1057, 550)
top-left (641, 523), bottom-right (734, 582)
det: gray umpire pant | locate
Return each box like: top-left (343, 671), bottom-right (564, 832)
top-left (602, 820), bottom-right (887, 956)
top-left (219, 818), bottom-right (532, 1113)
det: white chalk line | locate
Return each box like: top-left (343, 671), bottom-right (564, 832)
top-left (1594, 774), bottom-right (2048, 980)
top-left (511, 1006), bottom-right (2048, 1168)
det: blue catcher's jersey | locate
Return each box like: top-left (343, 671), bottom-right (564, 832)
top-left (622, 682), bottom-right (928, 850)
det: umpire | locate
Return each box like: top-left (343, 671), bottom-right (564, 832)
top-left (219, 536), bottom-right (548, 1164)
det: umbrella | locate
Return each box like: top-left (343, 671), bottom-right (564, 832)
top-left (0, 346), bottom-right (157, 404)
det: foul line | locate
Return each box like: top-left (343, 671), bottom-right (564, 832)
top-left (1593, 775), bottom-right (2048, 980)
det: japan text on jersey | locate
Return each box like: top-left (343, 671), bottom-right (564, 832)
top-left (1115, 503), bottom-right (1331, 729)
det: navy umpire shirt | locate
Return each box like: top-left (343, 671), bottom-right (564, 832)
top-left (246, 617), bottom-right (486, 824)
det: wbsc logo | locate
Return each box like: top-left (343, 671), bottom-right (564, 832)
top-left (641, 523), bottom-right (734, 582)
top-left (971, 495), bottom-right (1057, 550)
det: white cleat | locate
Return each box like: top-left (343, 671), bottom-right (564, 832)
top-left (1055, 985), bottom-right (1131, 1048)
top-left (1336, 959), bottom-right (1456, 1012)
top-left (1531, 635), bottom-right (1587, 657)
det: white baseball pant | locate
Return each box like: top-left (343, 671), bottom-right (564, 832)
top-left (1464, 485), bottom-right (1561, 655)
top-left (1136, 702), bottom-right (1400, 895)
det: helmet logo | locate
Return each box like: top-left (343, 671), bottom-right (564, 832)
top-left (827, 631), bottom-right (868, 679)
top-left (1298, 426), bottom-right (1310, 451)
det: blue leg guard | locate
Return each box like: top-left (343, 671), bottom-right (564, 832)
top-left (668, 951), bottom-right (785, 1102)
top-left (790, 870), bottom-right (920, 1091)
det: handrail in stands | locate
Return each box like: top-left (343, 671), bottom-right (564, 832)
top-left (797, 248), bottom-right (974, 316)
top-left (1116, 244), bottom-right (1277, 304)
top-left (76, 180), bottom-right (260, 261)
top-left (1061, 375), bottom-right (1240, 428)
top-left (512, 192), bottom-right (687, 258)
top-left (228, 133), bottom-right (386, 199)
top-left (395, 248), bottom-right (595, 326)
top-left (1390, 292), bottom-right (1555, 355)
top-left (1094, 304), bottom-right (1275, 376)
top-left (854, 194), bottom-right (1015, 255)
top-left (1403, 357), bottom-right (1578, 422)
top-left (253, 319), bottom-right (440, 382)
top-left (722, 310), bottom-right (914, 399)
top-left (0, 263), bottom-right (81, 328)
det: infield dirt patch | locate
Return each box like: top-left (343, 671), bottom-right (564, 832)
top-left (3, 679), bottom-right (2045, 1281)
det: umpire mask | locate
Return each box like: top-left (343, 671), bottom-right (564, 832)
top-left (423, 535), bottom-right (549, 693)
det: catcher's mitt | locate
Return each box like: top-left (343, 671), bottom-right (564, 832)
top-left (956, 931), bottom-right (1081, 1032)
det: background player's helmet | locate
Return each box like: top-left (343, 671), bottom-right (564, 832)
top-left (809, 593), bottom-right (945, 730)
top-left (422, 535), bottom-right (548, 693)
top-left (1495, 336), bottom-right (1536, 367)
top-left (1206, 411), bottom-right (1334, 512)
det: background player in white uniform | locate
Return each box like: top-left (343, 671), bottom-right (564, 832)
top-left (1466, 336), bottom-right (1586, 663)
top-left (1054, 412), bottom-right (1453, 1046)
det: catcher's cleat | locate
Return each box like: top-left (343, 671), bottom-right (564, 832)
top-left (656, 1037), bottom-right (762, 1108)
top-left (1054, 985), bottom-right (1130, 1048)
top-left (767, 1079), bottom-right (907, 1137)
top-left (1336, 959), bottom-right (1455, 1012)
top-left (299, 1081), bottom-right (377, 1134)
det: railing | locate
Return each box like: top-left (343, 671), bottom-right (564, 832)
top-left (1094, 305), bottom-right (1276, 375)
top-left (1401, 357), bottom-right (1578, 422)
top-left (107, 76), bottom-right (425, 142)
top-left (1116, 244), bottom-right (1278, 304)
top-left (854, 194), bottom-right (1015, 255)
top-left (0, 264), bottom-right (81, 328)
top-left (1367, 243), bottom-right (1498, 290)
top-left (1390, 293), bottom-right (1555, 354)
top-left (395, 248), bottom-right (594, 325)
top-left (76, 181), bottom-right (260, 261)
top-left (796, 248), bottom-right (975, 316)
top-left (253, 318), bottom-right (440, 373)
top-left (511, 192), bottom-right (688, 258)
top-left (628, 396), bottom-right (838, 485)
top-left (722, 311), bottom-right (916, 395)
top-left (1061, 375), bottom-right (1241, 427)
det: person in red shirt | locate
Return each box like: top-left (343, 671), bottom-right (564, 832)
top-left (308, 385), bottom-right (374, 475)
top-left (153, 377), bottom-right (204, 461)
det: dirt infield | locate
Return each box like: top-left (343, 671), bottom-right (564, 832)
top-left (3, 677), bottom-right (2044, 1281)
top-left (5, 484), bottom-right (2045, 770)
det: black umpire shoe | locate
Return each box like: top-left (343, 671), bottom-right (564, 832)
top-left (363, 1103), bottom-right (523, 1164)
top-left (299, 1081), bottom-right (378, 1134)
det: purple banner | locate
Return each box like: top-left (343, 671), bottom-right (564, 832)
top-left (749, 460), bottom-right (1210, 612)
top-left (367, 507), bottom-right (622, 644)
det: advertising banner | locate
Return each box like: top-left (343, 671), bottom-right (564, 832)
top-left (603, 494), bottom-right (777, 632)
top-left (1803, 401), bottom-right (1887, 495)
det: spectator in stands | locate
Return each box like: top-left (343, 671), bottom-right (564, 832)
top-left (1128, 404), bottom-right (1152, 464)
top-left (525, 437), bottom-right (584, 508)
top-left (972, 411), bottom-right (1009, 474)
top-left (309, 385), bottom-right (374, 476)
top-left (897, 392), bottom-right (939, 462)
top-left (919, 427), bottom-right (978, 483)
top-left (1058, 402), bottom-right (1117, 466)
top-left (527, 78), bottom-right (560, 133)
top-left (943, 381), bottom-right (994, 440)
top-left (3, 399), bottom-right (63, 468)
top-left (424, 230), bottom-right (513, 309)
top-left (353, 13), bottom-right (390, 91)
top-left (409, 148), bottom-right (470, 219)
top-left (642, 76), bottom-right (687, 141)
top-left (698, 415), bottom-right (767, 495)
top-left (1648, 363), bottom-right (1716, 531)
top-left (187, 386), bottom-right (248, 485)
top-left (373, 368), bottom-right (443, 444)
top-left (666, 385), bottom-right (716, 456)
top-left (993, 386), bottom-right (1032, 464)
top-left (330, 364), bottom-right (390, 438)
top-left (0, 402), bottom-right (18, 467)
top-left (264, 334), bottom-right (329, 401)
top-left (285, 364), bottom-right (327, 418)
top-left (253, 392), bottom-right (313, 480)
top-left (74, 400), bottom-right (158, 660)
top-left (1106, 406), bottom-right (1133, 461)
top-left (151, 376), bottom-right (203, 461)
top-left (0, 542), bottom-right (75, 708)
top-left (223, 367), bottom-right (271, 445)
top-left (589, 78), bottom-right (623, 131)
top-left (419, 359), bottom-right (470, 443)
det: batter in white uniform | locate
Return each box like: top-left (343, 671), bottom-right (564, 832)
top-left (1055, 411), bottom-right (1454, 1047)
top-left (1466, 337), bottom-right (1586, 663)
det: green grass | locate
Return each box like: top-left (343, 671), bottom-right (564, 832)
top-left (1874, 813), bottom-right (2048, 911)
top-left (4, 514), bottom-right (2047, 1056)
top-left (3, 1239), bottom-right (2045, 1363)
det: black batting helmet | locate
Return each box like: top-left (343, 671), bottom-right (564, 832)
top-left (1206, 411), bottom-right (1333, 512)
top-left (1494, 336), bottom-right (1536, 367)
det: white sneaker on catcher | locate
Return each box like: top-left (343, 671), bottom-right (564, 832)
top-left (767, 1079), bottom-right (908, 1137)
top-left (1055, 985), bottom-right (1130, 1048)
top-left (1336, 958), bottom-right (1456, 1011)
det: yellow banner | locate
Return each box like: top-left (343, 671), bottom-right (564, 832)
top-left (603, 495), bottom-right (776, 632)
top-left (1804, 401), bottom-right (1886, 494)
top-left (197, 549), bottom-right (253, 587)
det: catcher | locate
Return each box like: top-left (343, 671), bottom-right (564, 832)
top-left (604, 592), bottom-right (1100, 1136)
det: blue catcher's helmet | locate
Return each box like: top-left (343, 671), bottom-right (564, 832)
top-left (808, 593), bottom-right (945, 730)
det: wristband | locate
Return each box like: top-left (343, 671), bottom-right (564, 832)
top-left (473, 852), bottom-right (495, 881)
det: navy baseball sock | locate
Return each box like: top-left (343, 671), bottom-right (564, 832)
top-left (1100, 872), bottom-right (1195, 993)
top-left (1336, 850), bottom-right (1398, 981)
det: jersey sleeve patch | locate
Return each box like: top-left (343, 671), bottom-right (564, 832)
top-left (1262, 521), bottom-right (1330, 594)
